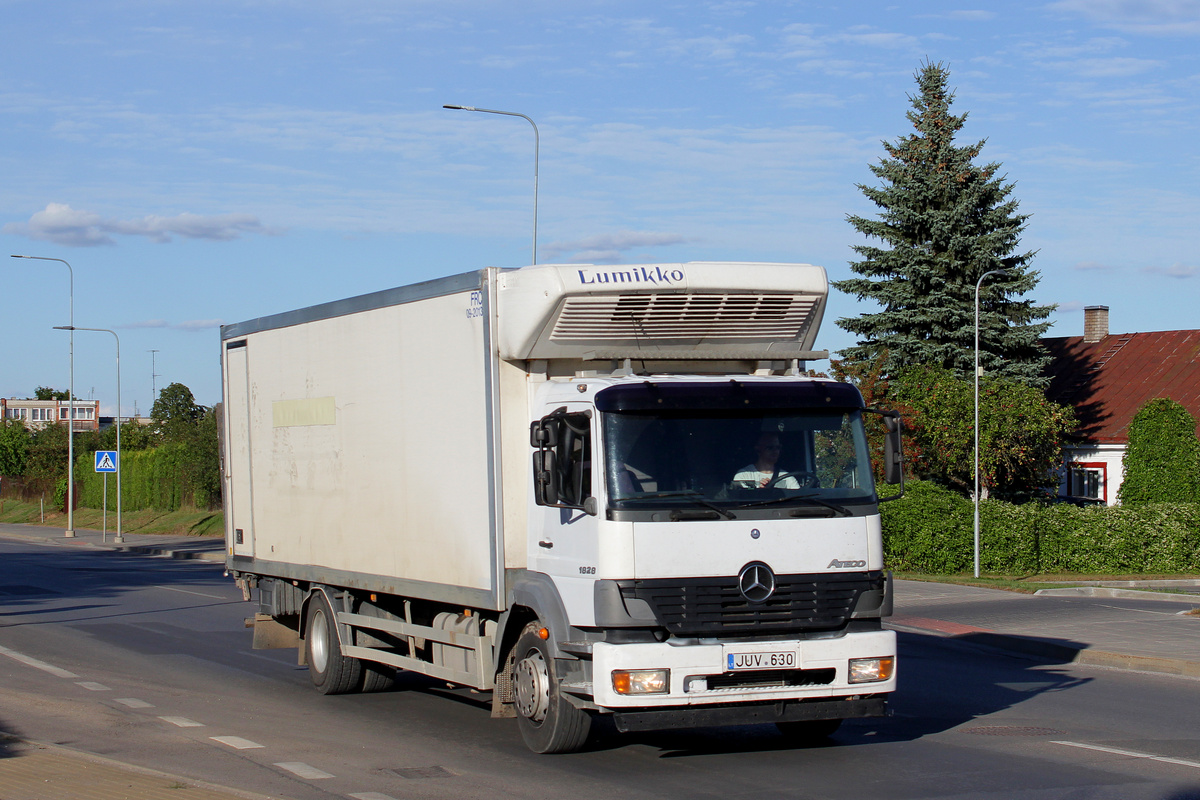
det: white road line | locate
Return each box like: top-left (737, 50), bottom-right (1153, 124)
top-left (350, 794), bottom-right (401, 800)
top-left (153, 585), bottom-right (227, 600)
top-left (76, 681), bottom-right (110, 691)
top-left (1053, 741), bottom-right (1200, 770)
top-left (274, 762), bottom-right (334, 780)
top-left (210, 736), bottom-right (264, 750)
top-left (115, 698), bottom-right (154, 708)
top-left (159, 716), bottom-right (205, 727)
top-left (0, 644), bottom-right (79, 678)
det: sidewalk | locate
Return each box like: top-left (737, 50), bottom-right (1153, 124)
top-left (0, 737), bottom-right (283, 800)
top-left (890, 577), bottom-right (1200, 679)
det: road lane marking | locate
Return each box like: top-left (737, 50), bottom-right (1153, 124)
top-left (1053, 741), bottom-right (1200, 770)
top-left (0, 644), bottom-right (79, 678)
top-left (159, 716), bottom-right (204, 727)
top-left (153, 585), bottom-right (227, 599)
top-left (350, 794), bottom-right (400, 800)
top-left (76, 681), bottom-right (110, 691)
top-left (115, 698), bottom-right (154, 708)
top-left (275, 762), bottom-right (334, 779)
top-left (210, 736), bottom-right (264, 749)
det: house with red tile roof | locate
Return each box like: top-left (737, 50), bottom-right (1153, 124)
top-left (1042, 306), bottom-right (1200, 505)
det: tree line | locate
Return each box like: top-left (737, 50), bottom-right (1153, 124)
top-left (0, 382), bottom-right (220, 511)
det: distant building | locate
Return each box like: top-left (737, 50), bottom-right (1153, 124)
top-left (1042, 306), bottom-right (1200, 505)
top-left (1, 397), bottom-right (101, 432)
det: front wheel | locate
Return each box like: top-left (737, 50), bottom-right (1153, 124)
top-left (305, 592), bottom-right (363, 695)
top-left (512, 623), bottom-right (591, 754)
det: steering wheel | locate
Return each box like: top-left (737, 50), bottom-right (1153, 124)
top-left (767, 470), bottom-right (820, 489)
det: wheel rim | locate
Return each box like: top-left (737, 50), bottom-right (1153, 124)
top-left (310, 607), bottom-right (330, 674)
top-left (513, 649), bottom-right (550, 723)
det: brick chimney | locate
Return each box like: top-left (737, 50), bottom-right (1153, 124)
top-left (1083, 305), bottom-right (1109, 343)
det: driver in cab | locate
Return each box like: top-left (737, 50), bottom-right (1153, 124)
top-left (732, 433), bottom-right (800, 489)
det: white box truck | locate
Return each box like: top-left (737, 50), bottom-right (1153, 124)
top-left (220, 262), bottom-right (903, 753)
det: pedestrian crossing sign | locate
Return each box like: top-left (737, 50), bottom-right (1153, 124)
top-left (95, 450), bottom-right (118, 473)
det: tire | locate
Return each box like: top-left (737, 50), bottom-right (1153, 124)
top-left (305, 592), bottom-right (363, 695)
top-left (359, 663), bottom-right (395, 693)
top-left (775, 717), bottom-right (842, 743)
top-left (512, 622), bottom-right (591, 754)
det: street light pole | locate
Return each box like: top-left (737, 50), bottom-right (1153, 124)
top-left (55, 326), bottom-right (122, 543)
top-left (443, 104), bottom-right (540, 265)
top-left (12, 254), bottom-right (76, 537)
top-left (974, 268), bottom-right (1009, 578)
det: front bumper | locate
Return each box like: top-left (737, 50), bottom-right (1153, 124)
top-left (612, 695), bottom-right (888, 733)
top-left (589, 629), bottom-right (896, 710)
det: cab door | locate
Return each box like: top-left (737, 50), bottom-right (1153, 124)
top-left (530, 404), bottom-right (600, 624)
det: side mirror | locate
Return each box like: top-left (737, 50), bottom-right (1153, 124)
top-left (882, 412), bottom-right (903, 485)
top-left (532, 450), bottom-right (560, 506)
top-left (530, 420), bottom-right (557, 447)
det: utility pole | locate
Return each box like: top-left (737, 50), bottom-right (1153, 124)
top-left (149, 350), bottom-right (160, 404)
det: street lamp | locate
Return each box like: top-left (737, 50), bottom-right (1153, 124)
top-left (12, 254), bottom-right (76, 537)
top-left (55, 326), bottom-right (122, 543)
top-left (973, 268), bottom-right (1009, 578)
top-left (443, 104), bottom-right (540, 265)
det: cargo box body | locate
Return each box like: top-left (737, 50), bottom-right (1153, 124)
top-left (222, 271), bottom-right (507, 609)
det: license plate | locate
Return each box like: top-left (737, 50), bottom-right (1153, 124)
top-left (727, 650), bottom-right (796, 671)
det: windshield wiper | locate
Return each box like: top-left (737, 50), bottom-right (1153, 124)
top-left (732, 493), bottom-right (851, 517)
top-left (627, 490), bottom-right (736, 520)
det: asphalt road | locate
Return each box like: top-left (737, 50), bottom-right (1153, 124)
top-left (1, 538), bottom-right (1199, 800)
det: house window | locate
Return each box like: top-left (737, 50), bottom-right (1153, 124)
top-left (1067, 462), bottom-right (1106, 502)
top-left (5, 408), bottom-right (26, 420)
top-left (31, 408), bottom-right (52, 422)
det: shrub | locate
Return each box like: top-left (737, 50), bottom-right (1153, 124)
top-left (1118, 398), bottom-right (1200, 505)
top-left (882, 480), bottom-right (1200, 574)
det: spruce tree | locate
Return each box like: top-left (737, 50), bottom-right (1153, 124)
top-left (834, 62), bottom-right (1053, 386)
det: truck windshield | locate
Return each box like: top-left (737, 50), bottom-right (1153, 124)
top-left (602, 405), bottom-right (877, 513)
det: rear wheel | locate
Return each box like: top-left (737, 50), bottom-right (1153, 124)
top-left (512, 623), bottom-right (591, 754)
top-left (306, 592), bottom-right (362, 695)
top-left (775, 717), bottom-right (842, 743)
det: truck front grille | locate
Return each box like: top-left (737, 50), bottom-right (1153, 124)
top-left (619, 571), bottom-right (882, 636)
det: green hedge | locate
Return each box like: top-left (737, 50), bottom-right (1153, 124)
top-left (76, 442), bottom-right (218, 512)
top-left (883, 480), bottom-right (1200, 574)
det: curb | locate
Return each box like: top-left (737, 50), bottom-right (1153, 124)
top-left (0, 528), bottom-right (225, 563)
top-left (120, 544), bottom-right (226, 563)
top-left (888, 619), bottom-right (1200, 680)
top-left (1035, 586), bottom-right (1200, 605)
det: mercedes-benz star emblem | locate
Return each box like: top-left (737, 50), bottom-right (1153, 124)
top-left (738, 562), bottom-right (776, 604)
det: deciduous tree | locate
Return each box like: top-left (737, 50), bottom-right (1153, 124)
top-left (890, 364), bottom-right (1074, 499)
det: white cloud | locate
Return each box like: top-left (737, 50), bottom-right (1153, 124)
top-left (1050, 57), bottom-right (1165, 78)
top-left (3, 203), bottom-right (279, 247)
top-left (542, 230), bottom-right (688, 263)
top-left (1049, 0), bottom-right (1200, 35)
top-left (175, 319), bottom-right (225, 330)
top-left (1073, 260), bottom-right (1118, 271)
top-left (120, 318), bottom-right (224, 330)
top-left (1143, 262), bottom-right (1197, 278)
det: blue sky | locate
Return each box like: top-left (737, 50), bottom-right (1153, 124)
top-left (3, 0), bottom-right (1198, 413)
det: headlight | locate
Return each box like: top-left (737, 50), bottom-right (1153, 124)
top-left (848, 656), bottom-right (895, 684)
top-left (612, 669), bottom-right (670, 695)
